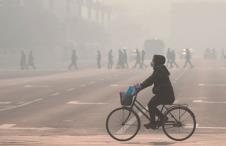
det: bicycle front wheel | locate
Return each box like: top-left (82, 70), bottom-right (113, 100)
top-left (106, 107), bottom-right (141, 141)
top-left (162, 106), bottom-right (196, 141)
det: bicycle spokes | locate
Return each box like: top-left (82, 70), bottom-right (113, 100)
top-left (106, 107), bottom-right (141, 141)
top-left (106, 104), bottom-right (196, 142)
top-left (163, 106), bottom-right (196, 141)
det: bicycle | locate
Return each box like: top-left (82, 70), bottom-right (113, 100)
top-left (106, 92), bottom-right (196, 141)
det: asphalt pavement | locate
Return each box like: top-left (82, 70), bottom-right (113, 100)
top-left (0, 59), bottom-right (226, 145)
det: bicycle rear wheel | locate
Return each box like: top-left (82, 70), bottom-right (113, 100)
top-left (162, 106), bottom-right (196, 141)
top-left (106, 107), bottom-right (140, 141)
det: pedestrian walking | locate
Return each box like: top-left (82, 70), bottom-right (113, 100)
top-left (123, 49), bottom-right (129, 68)
top-left (211, 48), bottom-right (216, 59)
top-left (117, 49), bottom-right (124, 69)
top-left (221, 48), bottom-right (225, 59)
top-left (183, 48), bottom-right (193, 68)
top-left (108, 49), bottom-right (113, 69)
top-left (171, 50), bottom-right (179, 68)
top-left (166, 48), bottom-right (172, 68)
top-left (133, 49), bottom-right (141, 68)
top-left (20, 50), bottom-right (26, 70)
top-left (27, 51), bottom-right (36, 70)
top-left (68, 49), bottom-right (78, 70)
top-left (97, 50), bottom-right (101, 69)
top-left (141, 50), bottom-right (147, 68)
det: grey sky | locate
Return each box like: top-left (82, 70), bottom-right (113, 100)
top-left (104, 0), bottom-right (226, 48)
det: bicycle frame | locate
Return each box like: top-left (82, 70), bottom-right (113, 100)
top-left (127, 94), bottom-right (166, 121)
top-left (127, 93), bottom-right (188, 124)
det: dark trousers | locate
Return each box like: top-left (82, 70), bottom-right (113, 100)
top-left (148, 95), bottom-right (174, 123)
top-left (183, 59), bottom-right (193, 68)
top-left (108, 61), bottom-right (113, 69)
top-left (68, 62), bottom-right (78, 70)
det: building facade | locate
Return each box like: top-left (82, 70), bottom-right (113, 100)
top-left (0, 0), bottom-right (112, 68)
top-left (0, 0), bottom-right (111, 26)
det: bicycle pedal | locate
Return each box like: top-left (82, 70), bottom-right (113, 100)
top-left (144, 124), bottom-right (158, 130)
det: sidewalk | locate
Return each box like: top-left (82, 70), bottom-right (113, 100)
top-left (0, 134), bottom-right (225, 146)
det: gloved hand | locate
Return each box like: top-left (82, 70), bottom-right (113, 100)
top-left (134, 83), bottom-right (142, 92)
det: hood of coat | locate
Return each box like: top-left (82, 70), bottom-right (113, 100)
top-left (152, 55), bottom-right (169, 75)
top-left (153, 55), bottom-right (166, 66)
top-left (154, 64), bottom-right (170, 76)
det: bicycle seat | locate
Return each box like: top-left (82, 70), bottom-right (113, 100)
top-left (161, 103), bottom-right (188, 105)
top-left (161, 104), bottom-right (188, 107)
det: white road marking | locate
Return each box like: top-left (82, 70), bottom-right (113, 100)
top-left (51, 92), bottom-right (60, 96)
top-left (38, 85), bottom-right (49, 88)
top-left (64, 120), bottom-right (73, 122)
top-left (67, 101), bottom-right (108, 105)
top-left (110, 84), bottom-right (119, 87)
top-left (88, 81), bottom-right (96, 85)
top-left (24, 84), bottom-right (32, 88)
top-left (7, 82), bottom-right (17, 86)
top-left (0, 98), bottom-right (43, 112)
top-left (198, 83), bottom-right (226, 87)
top-left (0, 101), bottom-right (11, 105)
top-left (0, 124), bottom-right (16, 129)
top-left (174, 69), bottom-right (187, 81)
top-left (197, 126), bottom-right (226, 130)
top-left (195, 97), bottom-right (208, 100)
top-left (0, 125), bottom-right (54, 130)
top-left (66, 88), bottom-right (75, 92)
top-left (80, 84), bottom-right (87, 87)
top-left (193, 99), bottom-right (226, 104)
top-left (196, 124), bottom-right (226, 130)
top-left (11, 127), bottom-right (54, 130)
top-left (24, 84), bottom-right (49, 88)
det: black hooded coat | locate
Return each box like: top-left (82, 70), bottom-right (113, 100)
top-left (141, 55), bottom-right (175, 102)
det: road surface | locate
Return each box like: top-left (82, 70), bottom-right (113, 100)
top-left (0, 59), bottom-right (226, 145)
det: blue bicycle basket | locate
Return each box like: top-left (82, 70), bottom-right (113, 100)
top-left (120, 86), bottom-right (136, 106)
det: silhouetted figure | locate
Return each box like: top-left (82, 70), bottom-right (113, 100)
top-left (68, 49), bottom-right (78, 70)
top-left (133, 49), bottom-right (141, 68)
top-left (223, 52), bottom-right (226, 66)
top-left (116, 50), bottom-right (121, 69)
top-left (27, 51), bottom-right (36, 70)
top-left (221, 49), bottom-right (225, 59)
top-left (135, 55), bottom-right (175, 129)
top-left (204, 48), bottom-right (209, 59)
top-left (205, 48), bottom-right (217, 59)
top-left (141, 50), bottom-right (147, 68)
top-left (211, 48), bottom-right (216, 59)
top-left (166, 48), bottom-right (172, 68)
top-left (171, 50), bottom-right (179, 68)
top-left (183, 48), bottom-right (193, 68)
top-left (108, 49), bottom-right (113, 69)
top-left (20, 50), bottom-right (26, 70)
top-left (97, 50), bottom-right (101, 69)
top-left (123, 49), bottom-right (129, 68)
top-left (117, 49), bottom-right (124, 69)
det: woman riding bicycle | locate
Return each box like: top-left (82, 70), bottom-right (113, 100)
top-left (135, 55), bottom-right (175, 129)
